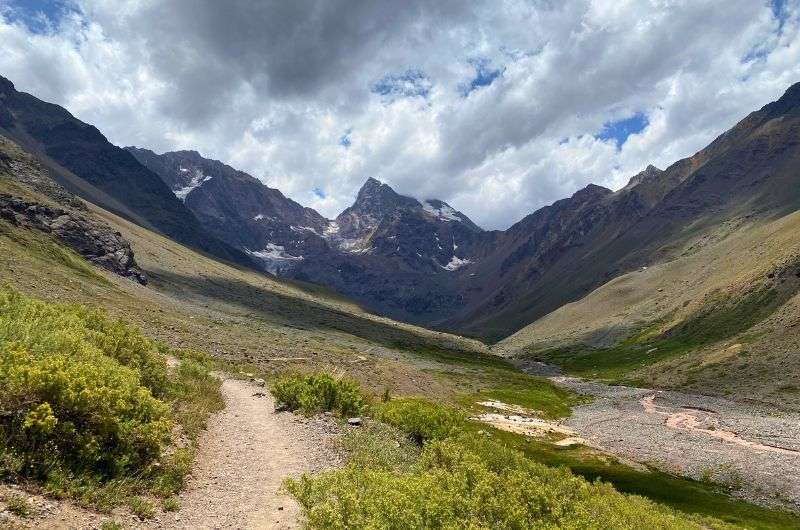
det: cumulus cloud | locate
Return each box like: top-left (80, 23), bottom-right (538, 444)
top-left (0, 0), bottom-right (799, 228)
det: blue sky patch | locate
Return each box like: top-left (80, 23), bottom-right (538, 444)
top-left (461, 58), bottom-right (502, 96)
top-left (339, 128), bottom-right (352, 148)
top-left (312, 187), bottom-right (326, 199)
top-left (2, 0), bottom-right (76, 33)
top-left (372, 70), bottom-right (431, 99)
top-left (595, 112), bottom-right (649, 148)
top-left (772, 0), bottom-right (789, 29)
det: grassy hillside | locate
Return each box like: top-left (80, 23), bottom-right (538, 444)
top-left (500, 209), bottom-right (800, 408)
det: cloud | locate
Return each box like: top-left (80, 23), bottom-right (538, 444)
top-left (0, 0), bottom-right (799, 229)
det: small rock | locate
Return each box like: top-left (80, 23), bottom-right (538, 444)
top-left (253, 378), bottom-right (266, 387)
top-left (347, 417), bottom-right (362, 426)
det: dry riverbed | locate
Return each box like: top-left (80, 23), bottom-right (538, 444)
top-left (517, 360), bottom-right (800, 513)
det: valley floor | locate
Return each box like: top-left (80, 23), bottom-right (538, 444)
top-left (518, 360), bottom-right (800, 513)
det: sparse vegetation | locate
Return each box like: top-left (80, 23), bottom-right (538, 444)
top-left (127, 496), bottom-right (155, 519)
top-left (271, 372), bottom-right (366, 416)
top-left (532, 285), bottom-right (797, 383)
top-left (4, 495), bottom-right (32, 517)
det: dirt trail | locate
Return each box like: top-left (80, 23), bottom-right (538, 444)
top-left (154, 377), bottom-right (339, 529)
top-left (2, 376), bottom-right (340, 529)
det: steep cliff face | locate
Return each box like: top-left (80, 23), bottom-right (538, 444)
top-left (0, 137), bottom-right (146, 284)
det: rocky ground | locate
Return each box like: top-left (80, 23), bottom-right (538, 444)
top-left (519, 361), bottom-right (800, 512)
top-left (0, 376), bottom-right (342, 530)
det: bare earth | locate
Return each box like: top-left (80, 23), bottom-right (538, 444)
top-left (0, 376), bottom-right (341, 529)
top-left (519, 361), bottom-right (800, 512)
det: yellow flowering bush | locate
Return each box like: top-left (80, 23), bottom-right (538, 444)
top-left (0, 288), bottom-right (171, 479)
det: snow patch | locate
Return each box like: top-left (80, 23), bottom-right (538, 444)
top-left (173, 169), bottom-right (212, 201)
top-left (245, 244), bottom-right (304, 275)
top-left (423, 200), bottom-right (462, 222)
top-left (323, 221), bottom-right (340, 236)
top-left (443, 255), bottom-right (472, 271)
top-left (322, 220), bottom-right (368, 253)
top-left (291, 225), bottom-right (321, 236)
top-left (253, 214), bottom-right (276, 222)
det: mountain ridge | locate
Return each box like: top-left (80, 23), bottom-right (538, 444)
top-left (0, 75), bottom-right (254, 269)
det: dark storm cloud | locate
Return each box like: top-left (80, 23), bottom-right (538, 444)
top-left (1, 0), bottom-right (799, 228)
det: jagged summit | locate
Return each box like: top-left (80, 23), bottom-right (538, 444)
top-left (623, 164), bottom-right (664, 190)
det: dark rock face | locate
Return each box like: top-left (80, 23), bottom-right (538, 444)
top-left (126, 147), bottom-right (330, 275)
top-left (0, 194), bottom-right (146, 284)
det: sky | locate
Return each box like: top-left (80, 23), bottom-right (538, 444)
top-left (0, 1), bottom-right (799, 229)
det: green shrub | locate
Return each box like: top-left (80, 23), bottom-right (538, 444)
top-left (0, 340), bottom-right (171, 478)
top-left (0, 288), bottom-right (223, 509)
top-left (0, 288), bottom-right (169, 396)
top-left (375, 398), bottom-right (465, 443)
top-left (287, 435), bottom-right (715, 529)
top-left (162, 497), bottom-right (180, 512)
top-left (339, 421), bottom-right (419, 471)
top-left (271, 372), bottom-right (365, 416)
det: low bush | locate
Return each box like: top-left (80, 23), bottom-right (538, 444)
top-left (339, 421), bottom-right (419, 471)
top-left (271, 372), bottom-right (365, 416)
top-left (0, 288), bottom-right (223, 510)
top-left (0, 288), bottom-right (172, 479)
top-left (5, 494), bottom-right (32, 517)
top-left (374, 398), bottom-right (465, 443)
top-left (287, 434), bottom-right (714, 529)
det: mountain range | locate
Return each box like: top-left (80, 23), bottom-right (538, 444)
top-left (3, 73), bottom-right (800, 344)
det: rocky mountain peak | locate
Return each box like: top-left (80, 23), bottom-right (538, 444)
top-left (624, 164), bottom-right (664, 190)
top-left (349, 177), bottom-right (418, 215)
top-left (571, 183), bottom-right (613, 204)
top-left (0, 75), bottom-right (14, 95)
top-left (759, 81), bottom-right (800, 119)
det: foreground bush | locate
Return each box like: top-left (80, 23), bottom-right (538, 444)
top-left (288, 434), bottom-right (716, 529)
top-left (375, 398), bottom-right (465, 443)
top-left (0, 289), bottom-right (171, 479)
top-left (0, 288), bottom-right (223, 508)
top-left (271, 372), bottom-right (365, 416)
